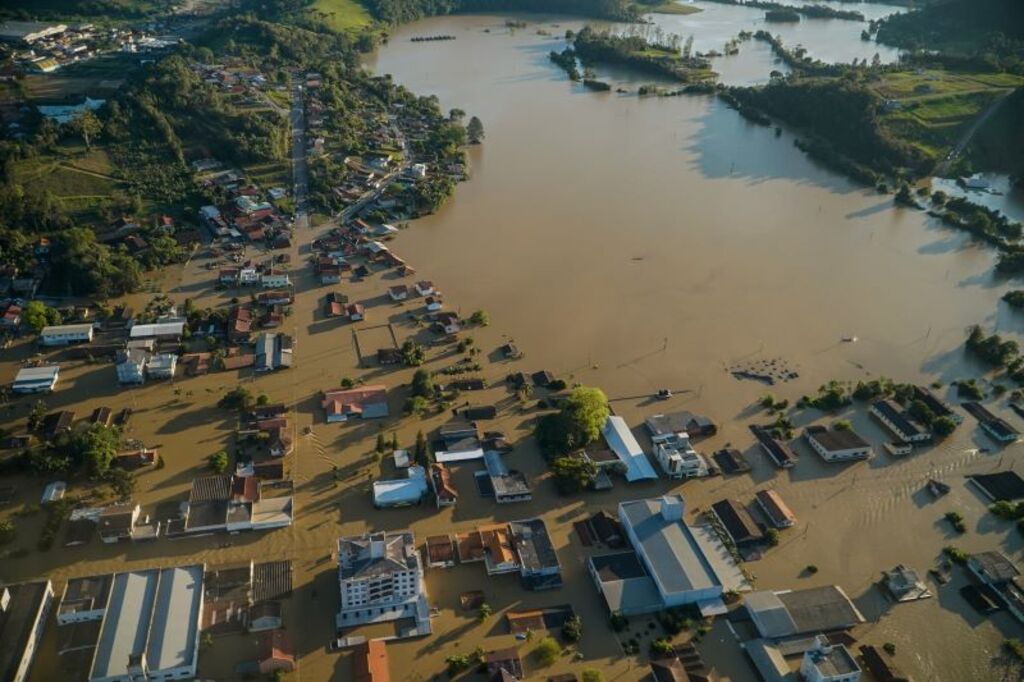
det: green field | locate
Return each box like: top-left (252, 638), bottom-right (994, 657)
top-left (640, 1), bottom-right (702, 15)
top-left (10, 148), bottom-right (125, 220)
top-left (309, 0), bottom-right (373, 32)
top-left (870, 70), bottom-right (1024, 163)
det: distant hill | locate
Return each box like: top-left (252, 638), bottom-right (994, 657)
top-left (875, 0), bottom-right (1024, 70)
top-left (0, 0), bottom-right (167, 20)
top-left (363, 0), bottom-right (636, 24)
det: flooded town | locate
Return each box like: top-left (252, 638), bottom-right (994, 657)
top-left (0, 1), bottom-right (1023, 682)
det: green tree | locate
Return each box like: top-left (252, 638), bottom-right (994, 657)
top-left (105, 467), bottom-right (136, 500)
top-left (534, 636), bottom-right (561, 666)
top-left (550, 455), bottom-right (597, 494)
top-left (582, 670), bottom-right (604, 682)
top-left (69, 424), bottom-right (120, 478)
top-left (208, 450), bottom-right (229, 473)
top-left (650, 638), bottom-right (674, 656)
top-left (564, 386), bottom-right (609, 444)
top-left (414, 430), bottom-right (428, 464)
top-left (467, 116), bottom-right (485, 144)
top-left (469, 309), bottom-right (490, 326)
top-left (22, 300), bottom-right (62, 333)
top-left (401, 339), bottom-right (426, 366)
top-left (562, 614), bottom-right (583, 642)
top-left (71, 110), bottom-right (103, 149)
top-left (410, 368), bottom-right (434, 399)
top-left (478, 602), bottom-right (492, 621)
top-left (0, 518), bottom-right (14, 545)
top-left (932, 416), bottom-right (957, 438)
top-left (376, 433), bottom-right (386, 454)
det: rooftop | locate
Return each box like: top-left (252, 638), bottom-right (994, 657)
top-left (710, 499), bottom-right (762, 544)
top-left (747, 585), bottom-right (865, 639)
top-left (871, 399), bottom-right (922, 438)
top-left (339, 531), bottom-right (418, 579)
top-left (619, 496), bottom-right (721, 596)
top-left (805, 425), bottom-right (870, 452)
top-left (60, 574), bottom-right (112, 617)
top-left (91, 565), bottom-right (203, 679)
top-left (603, 416), bottom-right (658, 482)
top-left (510, 519), bottom-right (559, 571)
top-left (0, 580), bottom-right (51, 682)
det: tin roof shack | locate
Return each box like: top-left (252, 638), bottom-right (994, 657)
top-left (0, 580), bottom-right (54, 682)
top-left (257, 630), bottom-right (294, 674)
top-left (425, 535), bottom-right (456, 569)
top-left (13, 365), bottom-right (60, 394)
top-left (755, 489), bottom-right (797, 529)
top-left (750, 425), bottom-right (797, 468)
top-left (710, 499), bottom-right (763, 547)
top-left (912, 385), bottom-right (963, 424)
top-left (485, 648), bottom-right (524, 682)
top-left (89, 565), bottom-right (204, 682)
top-left (963, 402), bottom-right (1020, 443)
top-left (58, 575), bottom-right (112, 625)
top-left (968, 551), bottom-right (1024, 624)
top-left (98, 503), bottom-right (141, 544)
top-left (646, 411), bottom-right (717, 439)
top-left (804, 425), bottom-right (872, 462)
top-left (510, 518), bottom-right (562, 591)
top-left (869, 400), bottom-right (930, 444)
top-left (745, 585), bottom-right (865, 639)
top-left (354, 639), bottom-right (391, 682)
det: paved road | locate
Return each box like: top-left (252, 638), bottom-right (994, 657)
top-left (934, 90), bottom-right (1012, 177)
top-left (290, 78), bottom-right (311, 231)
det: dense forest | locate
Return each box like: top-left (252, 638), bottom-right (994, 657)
top-left (874, 0), bottom-right (1024, 72)
top-left (729, 79), bottom-right (931, 176)
top-left (364, 0), bottom-right (637, 24)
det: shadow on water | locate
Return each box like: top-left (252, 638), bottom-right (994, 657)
top-left (683, 96), bottom-right (867, 194)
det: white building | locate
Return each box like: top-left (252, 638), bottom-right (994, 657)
top-left (0, 580), bottom-right (54, 682)
top-left (652, 433), bottom-right (708, 480)
top-left (804, 425), bottom-right (872, 462)
top-left (57, 574), bottom-right (112, 625)
top-left (615, 496), bottom-right (729, 611)
top-left (372, 466), bottom-right (428, 508)
top-left (602, 416), bottom-right (658, 482)
top-left (261, 273), bottom-right (291, 289)
top-left (128, 320), bottom-right (185, 343)
top-left (40, 323), bottom-right (94, 346)
top-left (869, 400), bottom-right (930, 443)
top-left (337, 531), bottom-right (429, 632)
top-left (800, 636), bottom-right (861, 682)
top-left (145, 353), bottom-right (177, 380)
top-left (12, 365), bottom-right (59, 393)
top-left (116, 349), bottom-right (147, 384)
top-left (89, 565), bottom-right (204, 682)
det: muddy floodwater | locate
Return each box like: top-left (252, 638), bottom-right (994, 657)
top-left (2, 10), bottom-right (1023, 682)
top-left (366, 13), bottom-right (1024, 681)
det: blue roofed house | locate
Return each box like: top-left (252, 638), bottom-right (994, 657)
top-left (601, 416), bottom-right (658, 482)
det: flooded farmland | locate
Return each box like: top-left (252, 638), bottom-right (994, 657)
top-left (0, 7), bottom-right (1022, 682)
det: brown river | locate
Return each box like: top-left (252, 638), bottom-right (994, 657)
top-left (4, 8), bottom-right (1024, 682)
top-left (366, 11), bottom-right (1024, 681)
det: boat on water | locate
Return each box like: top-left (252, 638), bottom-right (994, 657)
top-left (841, 335), bottom-right (858, 343)
top-left (655, 389), bottom-right (672, 400)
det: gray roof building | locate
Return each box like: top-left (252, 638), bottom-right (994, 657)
top-left (89, 565), bottom-right (204, 682)
top-left (746, 585), bottom-right (865, 639)
top-left (0, 580), bottom-right (54, 682)
top-left (618, 496), bottom-right (728, 611)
